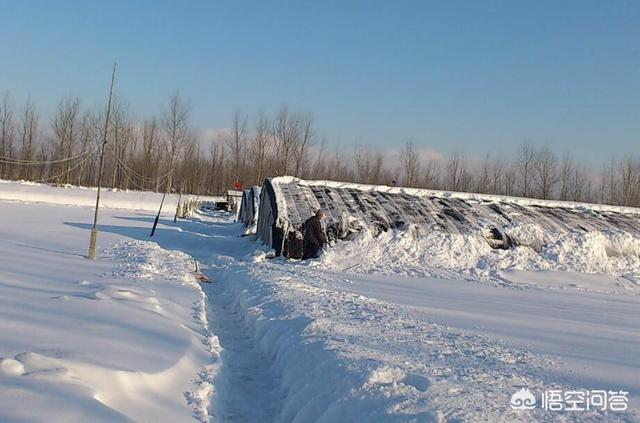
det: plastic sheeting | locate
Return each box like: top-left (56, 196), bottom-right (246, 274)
top-left (237, 186), bottom-right (261, 227)
top-left (256, 177), bottom-right (640, 256)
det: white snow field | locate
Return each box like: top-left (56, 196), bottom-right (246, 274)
top-left (0, 181), bottom-right (639, 422)
top-left (0, 184), bottom-right (219, 422)
top-left (0, 178), bottom-right (222, 212)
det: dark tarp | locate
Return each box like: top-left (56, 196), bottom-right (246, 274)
top-left (238, 186), bottom-right (262, 227)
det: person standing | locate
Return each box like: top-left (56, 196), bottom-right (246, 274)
top-left (302, 209), bottom-right (327, 259)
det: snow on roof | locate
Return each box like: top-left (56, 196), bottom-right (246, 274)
top-left (273, 176), bottom-right (640, 216)
top-left (260, 176), bottom-right (640, 254)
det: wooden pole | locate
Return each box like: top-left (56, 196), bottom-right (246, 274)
top-left (150, 191), bottom-right (167, 237)
top-left (87, 63), bottom-right (116, 260)
top-left (150, 177), bottom-right (169, 237)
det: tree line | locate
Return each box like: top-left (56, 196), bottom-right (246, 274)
top-left (0, 91), bottom-right (638, 207)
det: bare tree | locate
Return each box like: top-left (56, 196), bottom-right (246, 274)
top-left (475, 153), bottom-right (492, 194)
top-left (503, 163), bottom-right (517, 196)
top-left (558, 153), bottom-right (574, 200)
top-left (533, 146), bottom-right (558, 199)
top-left (489, 156), bottom-right (505, 194)
top-left (620, 156), bottom-right (640, 206)
top-left (0, 92), bottom-right (16, 178)
top-left (177, 137), bottom-right (200, 194)
top-left (329, 144), bottom-right (354, 182)
top-left (250, 111), bottom-right (272, 185)
top-left (51, 97), bottom-right (80, 183)
top-left (108, 99), bottom-right (133, 188)
top-left (19, 98), bottom-right (38, 179)
top-left (77, 109), bottom-right (99, 185)
top-left (444, 151), bottom-right (468, 191)
top-left (140, 119), bottom-right (160, 189)
top-left (35, 142), bottom-right (49, 180)
top-left (292, 114), bottom-right (314, 178)
top-left (226, 110), bottom-right (248, 185)
top-left (422, 158), bottom-right (440, 189)
top-left (353, 143), bottom-right (369, 183)
top-left (599, 159), bottom-right (618, 205)
top-left (272, 105), bottom-right (299, 175)
top-left (569, 164), bottom-right (592, 202)
top-left (162, 93), bottom-right (190, 193)
top-left (354, 143), bottom-right (384, 184)
top-left (399, 141), bottom-right (419, 187)
top-left (312, 136), bottom-right (329, 180)
top-left (2, 89), bottom-right (640, 206)
top-left (516, 143), bottom-right (536, 197)
top-left (207, 140), bottom-right (225, 194)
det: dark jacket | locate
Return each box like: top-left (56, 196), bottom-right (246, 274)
top-left (302, 215), bottom-right (326, 258)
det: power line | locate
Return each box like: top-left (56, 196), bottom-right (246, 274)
top-left (0, 144), bottom-right (99, 165)
top-left (106, 143), bottom-right (173, 182)
top-left (33, 152), bottom-right (96, 184)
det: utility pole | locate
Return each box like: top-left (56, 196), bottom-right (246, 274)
top-left (87, 63), bottom-right (116, 260)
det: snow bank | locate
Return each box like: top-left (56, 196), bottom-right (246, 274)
top-left (322, 223), bottom-right (640, 292)
top-left (209, 247), bottom-right (632, 422)
top-left (0, 179), bottom-right (220, 212)
top-left (210, 252), bottom-right (445, 422)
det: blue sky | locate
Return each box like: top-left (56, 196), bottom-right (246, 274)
top-left (1, 0), bottom-right (639, 162)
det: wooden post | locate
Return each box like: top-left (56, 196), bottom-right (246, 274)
top-left (88, 63), bottom-right (116, 260)
top-left (174, 183), bottom-right (182, 222)
top-left (151, 172), bottom-right (173, 237)
top-left (150, 188), bottom-right (167, 237)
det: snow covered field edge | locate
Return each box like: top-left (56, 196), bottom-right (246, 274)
top-left (0, 202), bottom-right (220, 422)
top-left (0, 179), bottom-right (221, 212)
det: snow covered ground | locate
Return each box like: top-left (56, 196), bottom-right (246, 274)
top-left (1, 181), bottom-right (638, 422)
top-left (145, 212), bottom-right (639, 422)
top-left (0, 178), bottom-right (221, 212)
top-left (0, 199), bottom-right (217, 422)
top-left (199, 219), bottom-right (640, 422)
